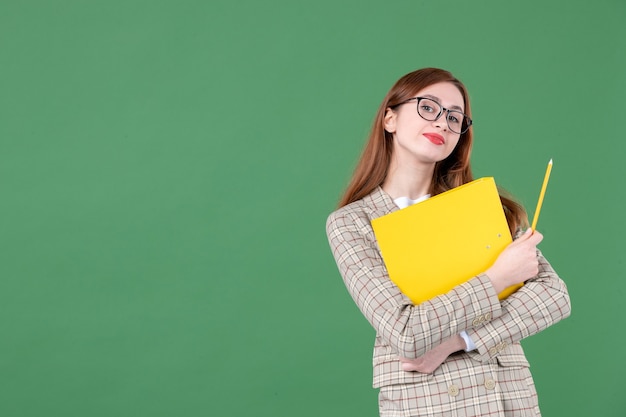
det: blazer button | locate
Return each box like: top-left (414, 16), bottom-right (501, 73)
top-left (472, 317), bottom-right (481, 327)
top-left (448, 384), bottom-right (460, 397)
top-left (485, 378), bottom-right (496, 390)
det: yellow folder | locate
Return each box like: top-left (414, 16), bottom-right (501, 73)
top-left (371, 177), bottom-right (522, 304)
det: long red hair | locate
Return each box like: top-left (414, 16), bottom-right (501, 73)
top-left (338, 68), bottom-right (528, 234)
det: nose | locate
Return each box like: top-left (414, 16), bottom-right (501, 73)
top-left (432, 110), bottom-right (448, 131)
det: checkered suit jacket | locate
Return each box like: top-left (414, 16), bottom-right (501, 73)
top-left (326, 187), bottom-right (571, 415)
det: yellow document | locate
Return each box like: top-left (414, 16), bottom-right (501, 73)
top-left (371, 177), bottom-right (522, 304)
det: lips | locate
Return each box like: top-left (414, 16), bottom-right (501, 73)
top-left (423, 133), bottom-right (445, 146)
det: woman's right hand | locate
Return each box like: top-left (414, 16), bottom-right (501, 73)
top-left (485, 228), bottom-right (544, 294)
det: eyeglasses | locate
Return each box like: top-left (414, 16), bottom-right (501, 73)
top-left (400, 97), bottom-right (473, 134)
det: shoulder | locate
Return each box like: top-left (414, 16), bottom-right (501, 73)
top-left (326, 200), bottom-right (369, 240)
top-left (326, 187), bottom-right (396, 237)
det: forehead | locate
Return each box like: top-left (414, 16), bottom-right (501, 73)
top-left (415, 82), bottom-right (464, 111)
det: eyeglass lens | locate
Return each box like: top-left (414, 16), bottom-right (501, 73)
top-left (417, 98), bottom-right (468, 134)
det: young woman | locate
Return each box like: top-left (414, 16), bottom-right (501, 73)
top-left (326, 68), bottom-right (571, 416)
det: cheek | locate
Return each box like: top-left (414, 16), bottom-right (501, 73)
top-left (445, 136), bottom-right (462, 156)
top-left (448, 136), bottom-right (461, 149)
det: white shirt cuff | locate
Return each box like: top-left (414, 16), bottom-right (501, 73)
top-left (460, 331), bottom-right (477, 352)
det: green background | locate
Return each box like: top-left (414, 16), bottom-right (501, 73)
top-left (1, 0), bottom-right (624, 416)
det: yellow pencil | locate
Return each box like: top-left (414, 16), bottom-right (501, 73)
top-left (531, 159), bottom-right (553, 231)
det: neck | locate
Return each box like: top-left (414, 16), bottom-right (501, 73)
top-left (382, 156), bottom-right (435, 200)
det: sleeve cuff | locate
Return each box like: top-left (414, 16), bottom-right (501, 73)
top-left (460, 331), bottom-right (477, 352)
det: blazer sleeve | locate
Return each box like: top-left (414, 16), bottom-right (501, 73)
top-left (467, 249), bottom-right (571, 362)
top-left (326, 206), bottom-right (504, 359)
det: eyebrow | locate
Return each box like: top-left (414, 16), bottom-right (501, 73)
top-left (421, 94), bottom-right (464, 112)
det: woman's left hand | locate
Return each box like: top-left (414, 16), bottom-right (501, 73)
top-left (400, 334), bottom-right (465, 373)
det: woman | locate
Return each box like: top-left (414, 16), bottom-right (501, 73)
top-left (326, 68), bottom-right (571, 416)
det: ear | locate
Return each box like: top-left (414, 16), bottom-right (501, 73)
top-left (383, 107), bottom-right (397, 133)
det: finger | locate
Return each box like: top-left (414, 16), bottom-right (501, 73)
top-left (528, 230), bottom-right (544, 245)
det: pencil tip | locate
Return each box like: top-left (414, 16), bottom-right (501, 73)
top-left (549, 158), bottom-right (553, 164)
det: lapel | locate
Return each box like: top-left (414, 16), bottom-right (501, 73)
top-left (364, 186), bottom-right (401, 220)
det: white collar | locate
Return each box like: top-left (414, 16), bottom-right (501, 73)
top-left (393, 194), bottom-right (431, 209)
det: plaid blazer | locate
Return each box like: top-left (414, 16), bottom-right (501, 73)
top-left (326, 187), bottom-right (571, 416)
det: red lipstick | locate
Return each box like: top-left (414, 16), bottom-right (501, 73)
top-left (423, 133), bottom-right (445, 145)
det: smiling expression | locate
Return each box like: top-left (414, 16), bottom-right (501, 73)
top-left (384, 82), bottom-right (465, 168)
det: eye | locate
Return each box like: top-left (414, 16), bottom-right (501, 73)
top-left (447, 114), bottom-right (460, 124)
top-left (420, 104), bottom-right (435, 113)
top-left (447, 111), bottom-right (466, 125)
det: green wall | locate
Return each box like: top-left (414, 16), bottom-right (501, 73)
top-left (2, 1), bottom-right (624, 416)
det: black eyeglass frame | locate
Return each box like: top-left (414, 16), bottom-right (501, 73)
top-left (399, 96), bottom-right (473, 134)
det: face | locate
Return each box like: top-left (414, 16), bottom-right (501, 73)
top-left (384, 82), bottom-right (464, 168)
